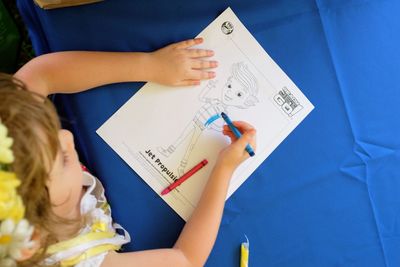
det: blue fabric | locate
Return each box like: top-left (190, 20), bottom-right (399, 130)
top-left (16, 0), bottom-right (400, 266)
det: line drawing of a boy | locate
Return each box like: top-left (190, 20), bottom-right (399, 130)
top-left (158, 62), bottom-right (259, 176)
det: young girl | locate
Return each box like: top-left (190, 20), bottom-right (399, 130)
top-left (0, 38), bottom-right (256, 267)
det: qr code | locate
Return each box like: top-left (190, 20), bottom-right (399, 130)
top-left (273, 87), bottom-right (303, 117)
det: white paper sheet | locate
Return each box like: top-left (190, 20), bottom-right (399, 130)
top-left (97, 7), bottom-right (314, 221)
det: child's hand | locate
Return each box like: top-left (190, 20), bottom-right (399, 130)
top-left (149, 38), bottom-right (218, 86)
top-left (217, 121), bottom-right (257, 171)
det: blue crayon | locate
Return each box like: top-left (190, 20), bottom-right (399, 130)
top-left (221, 112), bottom-right (255, 157)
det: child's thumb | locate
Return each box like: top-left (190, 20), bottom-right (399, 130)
top-left (235, 129), bottom-right (256, 149)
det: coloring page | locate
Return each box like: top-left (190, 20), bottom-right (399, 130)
top-left (97, 8), bottom-right (314, 221)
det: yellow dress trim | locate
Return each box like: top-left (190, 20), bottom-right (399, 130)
top-left (60, 244), bottom-right (120, 267)
top-left (45, 175), bottom-right (129, 266)
top-left (47, 231), bottom-right (115, 254)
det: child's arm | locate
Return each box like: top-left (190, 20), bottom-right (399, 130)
top-left (14, 38), bottom-right (217, 96)
top-left (102, 121), bottom-right (256, 267)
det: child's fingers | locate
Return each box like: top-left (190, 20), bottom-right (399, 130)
top-left (223, 122), bottom-right (257, 152)
top-left (223, 125), bottom-right (235, 137)
top-left (223, 127), bottom-right (255, 142)
top-left (175, 38), bottom-right (203, 49)
top-left (223, 121), bottom-right (255, 135)
top-left (175, 79), bottom-right (201, 86)
top-left (190, 70), bottom-right (216, 80)
top-left (222, 129), bottom-right (237, 141)
top-left (231, 121), bottom-right (255, 133)
top-left (233, 129), bottom-right (257, 152)
top-left (187, 49), bottom-right (214, 58)
top-left (191, 60), bottom-right (218, 70)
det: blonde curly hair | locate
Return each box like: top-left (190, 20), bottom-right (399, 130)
top-left (0, 73), bottom-right (82, 266)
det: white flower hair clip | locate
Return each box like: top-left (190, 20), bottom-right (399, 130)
top-left (0, 120), bottom-right (36, 267)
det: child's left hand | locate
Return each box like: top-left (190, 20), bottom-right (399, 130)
top-left (148, 38), bottom-right (218, 86)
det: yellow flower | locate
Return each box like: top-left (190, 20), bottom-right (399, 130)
top-left (0, 171), bottom-right (24, 221)
top-left (0, 123), bottom-right (7, 137)
top-left (0, 219), bottom-right (35, 262)
top-left (0, 123), bottom-right (14, 164)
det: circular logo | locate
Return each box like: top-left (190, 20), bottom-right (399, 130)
top-left (221, 21), bottom-right (234, 35)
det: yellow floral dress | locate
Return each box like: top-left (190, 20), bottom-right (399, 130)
top-left (44, 171), bottom-right (130, 267)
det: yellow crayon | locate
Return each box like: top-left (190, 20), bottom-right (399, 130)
top-left (240, 235), bottom-right (249, 267)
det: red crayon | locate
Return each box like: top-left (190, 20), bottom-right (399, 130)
top-left (161, 159), bottom-right (208, 196)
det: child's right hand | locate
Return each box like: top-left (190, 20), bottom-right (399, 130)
top-left (217, 121), bottom-right (257, 171)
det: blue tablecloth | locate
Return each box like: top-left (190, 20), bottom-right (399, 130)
top-left (17, 0), bottom-right (400, 266)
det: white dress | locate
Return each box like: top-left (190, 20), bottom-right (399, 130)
top-left (44, 171), bottom-right (130, 267)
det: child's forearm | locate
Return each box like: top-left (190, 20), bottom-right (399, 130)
top-left (173, 162), bottom-right (234, 267)
top-left (15, 51), bottom-right (154, 96)
top-left (15, 39), bottom-right (217, 97)
top-left (101, 163), bottom-right (234, 267)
